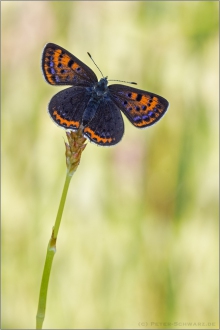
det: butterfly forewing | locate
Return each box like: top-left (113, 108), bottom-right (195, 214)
top-left (42, 43), bottom-right (98, 86)
top-left (109, 84), bottom-right (169, 128)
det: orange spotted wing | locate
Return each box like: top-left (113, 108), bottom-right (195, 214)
top-left (42, 43), bottom-right (98, 86)
top-left (109, 85), bottom-right (169, 128)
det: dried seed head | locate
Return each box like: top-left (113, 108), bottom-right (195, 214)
top-left (65, 130), bottom-right (87, 176)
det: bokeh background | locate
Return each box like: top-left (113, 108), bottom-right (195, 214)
top-left (2, 1), bottom-right (219, 329)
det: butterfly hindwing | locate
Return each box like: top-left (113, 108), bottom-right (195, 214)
top-left (42, 43), bottom-right (98, 87)
top-left (48, 87), bottom-right (92, 130)
top-left (109, 84), bottom-right (169, 128)
top-left (83, 98), bottom-right (124, 146)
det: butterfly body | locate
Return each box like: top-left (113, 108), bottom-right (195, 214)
top-left (81, 77), bottom-right (108, 126)
top-left (42, 43), bottom-right (169, 146)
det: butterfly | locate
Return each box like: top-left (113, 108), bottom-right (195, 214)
top-left (42, 43), bottom-right (169, 146)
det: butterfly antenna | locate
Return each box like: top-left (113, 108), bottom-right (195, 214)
top-left (87, 52), bottom-right (104, 78)
top-left (108, 79), bottom-right (137, 85)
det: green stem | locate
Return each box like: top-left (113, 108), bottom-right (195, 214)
top-left (36, 172), bottom-right (73, 329)
top-left (53, 172), bottom-right (73, 239)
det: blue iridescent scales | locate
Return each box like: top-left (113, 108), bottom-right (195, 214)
top-left (42, 43), bottom-right (169, 146)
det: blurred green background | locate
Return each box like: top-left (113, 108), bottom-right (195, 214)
top-left (2, 1), bottom-right (219, 329)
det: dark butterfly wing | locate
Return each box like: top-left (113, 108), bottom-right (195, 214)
top-left (48, 87), bottom-right (92, 130)
top-left (109, 84), bottom-right (169, 128)
top-left (42, 43), bottom-right (98, 86)
top-left (83, 98), bottom-right (124, 146)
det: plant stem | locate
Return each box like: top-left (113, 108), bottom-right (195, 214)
top-left (53, 173), bottom-right (73, 239)
top-left (36, 172), bottom-right (73, 329)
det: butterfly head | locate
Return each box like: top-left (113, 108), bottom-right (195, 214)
top-left (95, 77), bottom-right (108, 96)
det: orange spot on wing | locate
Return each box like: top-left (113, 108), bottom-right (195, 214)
top-left (129, 94), bottom-right (160, 111)
top-left (53, 110), bottom-right (79, 128)
top-left (134, 118), bottom-right (154, 127)
top-left (46, 74), bottom-right (55, 84)
top-left (84, 127), bottom-right (112, 144)
top-left (52, 50), bottom-right (78, 69)
top-left (52, 49), bottom-right (62, 64)
top-left (130, 94), bottom-right (150, 103)
top-left (148, 97), bottom-right (160, 110)
top-left (71, 62), bottom-right (79, 70)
